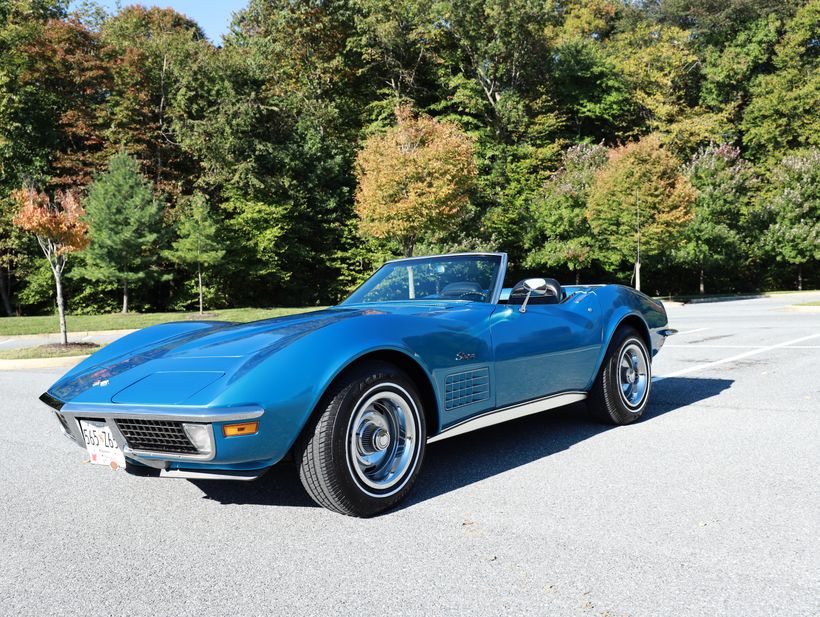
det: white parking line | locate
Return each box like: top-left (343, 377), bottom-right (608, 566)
top-left (0, 339), bottom-right (11, 347)
top-left (665, 344), bottom-right (762, 349)
top-left (676, 327), bottom-right (710, 335)
top-left (666, 344), bottom-right (820, 349)
top-left (654, 332), bottom-right (820, 382)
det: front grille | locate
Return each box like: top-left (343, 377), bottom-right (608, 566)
top-left (116, 419), bottom-right (199, 454)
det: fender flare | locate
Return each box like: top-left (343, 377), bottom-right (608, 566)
top-left (586, 310), bottom-right (651, 390)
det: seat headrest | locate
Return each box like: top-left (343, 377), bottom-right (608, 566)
top-left (542, 278), bottom-right (563, 300)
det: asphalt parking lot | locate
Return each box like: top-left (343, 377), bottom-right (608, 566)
top-left (1, 293), bottom-right (818, 617)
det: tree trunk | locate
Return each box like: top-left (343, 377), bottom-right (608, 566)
top-left (0, 270), bottom-right (12, 316)
top-left (634, 260), bottom-right (641, 292)
top-left (122, 280), bottom-right (129, 314)
top-left (575, 271), bottom-right (580, 285)
top-left (798, 264), bottom-right (803, 291)
top-left (55, 271), bottom-right (67, 346)
top-left (198, 265), bottom-right (204, 314)
top-left (699, 268), bottom-right (705, 295)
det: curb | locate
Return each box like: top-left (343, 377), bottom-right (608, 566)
top-left (0, 355), bottom-right (89, 371)
top-left (685, 294), bottom-right (761, 304)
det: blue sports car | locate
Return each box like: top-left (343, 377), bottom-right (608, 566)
top-left (41, 252), bottom-right (674, 516)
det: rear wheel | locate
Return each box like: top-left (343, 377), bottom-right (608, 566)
top-left (295, 362), bottom-right (426, 517)
top-left (589, 327), bottom-right (651, 425)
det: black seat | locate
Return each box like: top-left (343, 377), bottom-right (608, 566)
top-left (508, 277), bottom-right (564, 305)
top-left (440, 281), bottom-right (483, 298)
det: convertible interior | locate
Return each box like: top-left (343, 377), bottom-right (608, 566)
top-left (505, 277), bottom-right (564, 305)
top-left (435, 277), bottom-right (567, 305)
top-left (438, 281), bottom-right (485, 300)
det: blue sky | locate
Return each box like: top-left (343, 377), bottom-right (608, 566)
top-left (70, 0), bottom-right (249, 43)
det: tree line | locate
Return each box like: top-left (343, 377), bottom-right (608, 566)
top-left (0, 0), bottom-right (817, 321)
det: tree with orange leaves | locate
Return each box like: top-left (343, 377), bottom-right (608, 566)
top-left (355, 105), bottom-right (477, 257)
top-left (12, 188), bottom-right (89, 345)
top-left (586, 134), bottom-right (695, 291)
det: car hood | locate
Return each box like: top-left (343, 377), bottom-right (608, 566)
top-left (47, 302), bottom-right (462, 405)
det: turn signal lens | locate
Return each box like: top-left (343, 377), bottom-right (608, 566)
top-left (222, 421), bottom-right (258, 437)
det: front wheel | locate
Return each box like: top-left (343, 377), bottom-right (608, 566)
top-left (589, 327), bottom-right (651, 425)
top-left (295, 362), bottom-right (426, 517)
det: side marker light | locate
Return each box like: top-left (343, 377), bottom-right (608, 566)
top-left (222, 421), bottom-right (259, 437)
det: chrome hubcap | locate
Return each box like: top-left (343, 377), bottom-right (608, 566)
top-left (348, 388), bottom-right (417, 492)
top-left (618, 342), bottom-right (649, 409)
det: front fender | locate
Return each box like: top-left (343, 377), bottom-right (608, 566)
top-left (207, 313), bottom-right (451, 463)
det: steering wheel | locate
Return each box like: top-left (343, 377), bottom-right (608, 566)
top-left (457, 291), bottom-right (487, 302)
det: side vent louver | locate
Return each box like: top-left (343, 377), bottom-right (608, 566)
top-left (445, 368), bottom-right (490, 411)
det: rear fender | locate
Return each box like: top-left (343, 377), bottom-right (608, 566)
top-left (586, 309), bottom-right (652, 389)
top-left (585, 287), bottom-right (668, 389)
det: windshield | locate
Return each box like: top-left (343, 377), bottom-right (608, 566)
top-left (343, 254), bottom-right (503, 305)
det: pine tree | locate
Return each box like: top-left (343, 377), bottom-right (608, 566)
top-left (79, 151), bottom-right (164, 313)
top-left (164, 194), bottom-right (224, 314)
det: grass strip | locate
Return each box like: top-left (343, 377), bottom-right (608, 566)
top-left (0, 343), bottom-right (102, 360)
top-left (0, 306), bottom-right (322, 336)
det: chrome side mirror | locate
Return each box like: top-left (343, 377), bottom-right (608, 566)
top-left (511, 278), bottom-right (549, 313)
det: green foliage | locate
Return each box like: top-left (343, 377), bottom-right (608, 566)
top-left (759, 149), bottom-right (820, 269)
top-left (164, 194), bottom-right (223, 270)
top-left (0, 1), bottom-right (108, 192)
top-left (0, 0), bottom-right (817, 316)
top-left (700, 15), bottom-right (781, 111)
top-left (587, 134), bottom-right (695, 272)
top-left (741, 1), bottom-right (820, 162)
top-left (656, 0), bottom-right (800, 47)
top-left (78, 151), bottom-right (164, 311)
top-left (0, 194), bottom-right (35, 314)
top-left (101, 5), bottom-right (208, 196)
top-left (14, 258), bottom-right (54, 310)
top-left (163, 193), bottom-right (224, 312)
top-left (526, 143), bottom-right (609, 278)
top-left (677, 145), bottom-right (757, 291)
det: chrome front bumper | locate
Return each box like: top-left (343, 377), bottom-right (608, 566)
top-left (40, 393), bottom-right (263, 472)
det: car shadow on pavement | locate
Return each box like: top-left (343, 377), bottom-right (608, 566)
top-left (402, 375), bottom-right (734, 510)
top-left (191, 463), bottom-right (319, 508)
top-left (190, 376), bottom-right (733, 511)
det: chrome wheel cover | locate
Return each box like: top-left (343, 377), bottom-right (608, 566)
top-left (346, 384), bottom-right (419, 495)
top-left (618, 341), bottom-right (650, 410)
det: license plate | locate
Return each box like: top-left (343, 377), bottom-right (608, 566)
top-left (79, 420), bottom-right (125, 469)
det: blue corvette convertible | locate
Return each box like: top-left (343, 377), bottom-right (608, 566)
top-left (41, 252), bottom-right (674, 516)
